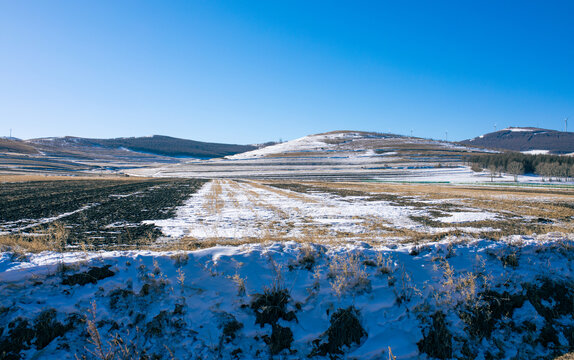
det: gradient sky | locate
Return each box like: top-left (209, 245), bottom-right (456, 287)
top-left (1, 1), bottom-right (573, 144)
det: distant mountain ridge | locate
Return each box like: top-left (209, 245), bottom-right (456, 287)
top-left (461, 127), bottom-right (574, 154)
top-left (29, 135), bottom-right (257, 158)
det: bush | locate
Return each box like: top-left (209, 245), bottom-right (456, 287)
top-left (311, 306), bottom-right (367, 356)
top-left (250, 287), bottom-right (296, 327)
top-left (417, 311), bottom-right (452, 359)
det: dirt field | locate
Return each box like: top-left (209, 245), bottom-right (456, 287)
top-left (0, 177), bottom-right (206, 247)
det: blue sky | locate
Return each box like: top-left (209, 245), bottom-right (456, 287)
top-left (1, 1), bottom-right (572, 144)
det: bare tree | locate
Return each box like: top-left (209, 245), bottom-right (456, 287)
top-left (536, 163), bottom-right (554, 182)
top-left (507, 161), bottom-right (524, 182)
top-left (471, 163), bottom-right (483, 173)
top-left (488, 164), bottom-right (497, 182)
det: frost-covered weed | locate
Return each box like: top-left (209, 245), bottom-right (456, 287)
top-left (296, 243), bottom-right (320, 270)
top-left (376, 251), bottom-right (395, 274)
top-left (170, 252), bottom-right (189, 266)
top-left (328, 253), bottom-right (371, 297)
top-left (230, 273), bottom-right (246, 296)
top-left (394, 264), bottom-right (421, 305)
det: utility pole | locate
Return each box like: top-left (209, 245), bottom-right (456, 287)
top-left (410, 129), bottom-right (413, 138)
top-left (9, 128), bottom-right (12, 138)
top-left (445, 131), bottom-right (448, 142)
top-left (566, 118), bottom-right (568, 132)
top-left (494, 124), bottom-right (497, 132)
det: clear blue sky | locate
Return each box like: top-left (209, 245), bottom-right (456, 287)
top-left (1, 1), bottom-right (572, 144)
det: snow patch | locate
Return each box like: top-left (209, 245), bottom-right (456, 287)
top-left (522, 149), bottom-right (550, 155)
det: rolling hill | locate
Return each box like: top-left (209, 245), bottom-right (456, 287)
top-left (461, 127), bottom-right (574, 154)
top-left (0, 135), bottom-right (258, 175)
top-left (29, 135), bottom-right (257, 159)
top-left (132, 130), bottom-right (494, 181)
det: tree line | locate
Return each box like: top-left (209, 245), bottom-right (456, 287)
top-left (465, 152), bottom-right (574, 182)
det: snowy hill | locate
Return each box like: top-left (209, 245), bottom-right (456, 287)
top-left (133, 130), bottom-right (494, 181)
top-left (461, 127), bottom-right (574, 154)
top-left (228, 130), bottom-right (476, 159)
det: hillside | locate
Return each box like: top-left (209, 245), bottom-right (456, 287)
top-left (29, 135), bottom-right (257, 159)
top-left (133, 130), bottom-right (494, 181)
top-left (0, 138), bottom-right (40, 155)
top-left (461, 127), bottom-right (574, 154)
top-left (0, 135), bottom-right (258, 176)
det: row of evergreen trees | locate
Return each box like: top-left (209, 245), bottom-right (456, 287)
top-left (465, 153), bottom-right (574, 181)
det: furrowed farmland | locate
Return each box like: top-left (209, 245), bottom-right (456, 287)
top-left (0, 178), bottom-right (206, 247)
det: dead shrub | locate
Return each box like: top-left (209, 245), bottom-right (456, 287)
top-left (328, 254), bottom-right (371, 297)
top-left (265, 325), bottom-right (293, 355)
top-left (296, 243), bottom-right (319, 270)
top-left (417, 311), bottom-right (452, 359)
top-left (0, 318), bottom-right (35, 358)
top-left (170, 252), bottom-right (189, 266)
top-left (459, 290), bottom-right (525, 340)
top-left (62, 265), bottom-right (115, 286)
top-left (524, 278), bottom-right (574, 322)
top-left (221, 315), bottom-right (243, 343)
top-left (0, 309), bottom-right (76, 359)
top-left (250, 286), bottom-right (296, 327)
top-left (108, 288), bottom-right (136, 311)
top-left (33, 309), bottom-right (70, 349)
top-left (311, 306), bottom-right (367, 356)
top-left (501, 252), bottom-right (520, 268)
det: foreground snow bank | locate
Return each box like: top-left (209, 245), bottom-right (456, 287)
top-left (1, 235), bottom-right (573, 359)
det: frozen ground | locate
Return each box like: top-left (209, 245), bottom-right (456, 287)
top-left (0, 236), bottom-right (572, 359)
top-left (145, 180), bottom-right (503, 244)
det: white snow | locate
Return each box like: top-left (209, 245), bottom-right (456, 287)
top-left (1, 236), bottom-right (572, 359)
top-left (522, 149), bottom-right (550, 155)
top-left (145, 180), bottom-right (499, 243)
top-left (0, 204), bottom-right (94, 234)
top-left (226, 132), bottom-right (364, 159)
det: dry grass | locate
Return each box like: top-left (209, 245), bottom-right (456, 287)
top-left (248, 180), bottom-right (318, 204)
top-left (328, 253), bottom-right (371, 297)
top-left (0, 222), bottom-right (70, 253)
top-left (203, 179), bottom-right (224, 215)
top-left (272, 180), bottom-right (574, 240)
top-left (0, 234), bottom-right (54, 253)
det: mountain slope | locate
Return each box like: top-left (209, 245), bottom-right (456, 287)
top-left (29, 135), bottom-right (257, 159)
top-left (461, 127), bottom-right (574, 154)
top-left (0, 138), bottom-right (40, 155)
top-left (0, 135), bottom-right (258, 175)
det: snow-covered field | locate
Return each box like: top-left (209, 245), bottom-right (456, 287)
top-left (1, 175), bottom-right (573, 359)
top-left (145, 179), bottom-right (502, 244)
top-left (1, 237), bottom-right (572, 359)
